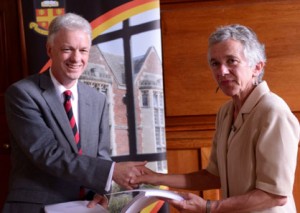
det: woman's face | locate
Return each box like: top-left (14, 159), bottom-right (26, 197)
top-left (208, 39), bottom-right (262, 101)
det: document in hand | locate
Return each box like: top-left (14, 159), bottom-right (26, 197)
top-left (119, 188), bottom-right (184, 213)
top-left (44, 188), bottom-right (184, 213)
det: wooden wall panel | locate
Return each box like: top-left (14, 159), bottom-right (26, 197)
top-left (0, 0), bottom-right (24, 208)
top-left (167, 149), bottom-right (200, 173)
top-left (201, 147), bottom-right (221, 200)
top-left (167, 149), bottom-right (201, 213)
top-left (161, 0), bottom-right (300, 116)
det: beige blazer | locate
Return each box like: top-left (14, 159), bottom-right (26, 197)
top-left (207, 81), bottom-right (299, 213)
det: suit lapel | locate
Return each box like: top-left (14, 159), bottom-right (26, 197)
top-left (39, 71), bottom-right (79, 153)
top-left (78, 83), bottom-right (92, 153)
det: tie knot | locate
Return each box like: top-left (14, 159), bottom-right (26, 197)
top-left (64, 90), bottom-right (72, 100)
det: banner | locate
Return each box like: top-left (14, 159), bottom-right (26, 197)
top-left (21, 0), bottom-right (167, 212)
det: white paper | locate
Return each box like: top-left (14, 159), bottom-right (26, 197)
top-left (118, 189), bottom-right (184, 213)
top-left (45, 189), bottom-right (183, 213)
top-left (107, 188), bottom-right (184, 201)
top-left (45, 200), bottom-right (108, 213)
top-left (139, 188), bottom-right (184, 201)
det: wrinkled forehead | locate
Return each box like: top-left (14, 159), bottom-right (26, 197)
top-left (208, 39), bottom-right (245, 60)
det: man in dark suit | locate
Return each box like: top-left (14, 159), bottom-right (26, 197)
top-left (3, 12), bottom-right (146, 213)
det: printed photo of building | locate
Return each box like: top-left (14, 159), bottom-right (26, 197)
top-left (80, 44), bottom-right (167, 173)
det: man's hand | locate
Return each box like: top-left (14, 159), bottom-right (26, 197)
top-left (87, 194), bottom-right (109, 209)
top-left (113, 161), bottom-right (147, 189)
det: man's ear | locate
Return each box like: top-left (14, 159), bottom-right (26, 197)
top-left (46, 43), bottom-right (52, 57)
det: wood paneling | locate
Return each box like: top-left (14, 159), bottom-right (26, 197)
top-left (201, 147), bottom-right (221, 200)
top-left (167, 149), bottom-right (202, 212)
top-left (161, 0), bottom-right (300, 116)
top-left (166, 115), bottom-right (221, 213)
top-left (0, 0), bottom-right (24, 208)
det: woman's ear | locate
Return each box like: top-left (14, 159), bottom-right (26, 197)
top-left (253, 61), bottom-right (264, 77)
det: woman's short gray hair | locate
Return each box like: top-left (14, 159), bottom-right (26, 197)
top-left (208, 24), bottom-right (266, 82)
top-left (47, 13), bottom-right (92, 45)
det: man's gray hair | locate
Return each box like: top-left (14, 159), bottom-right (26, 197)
top-left (208, 24), bottom-right (266, 82)
top-left (47, 13), bottom-right (92, 45)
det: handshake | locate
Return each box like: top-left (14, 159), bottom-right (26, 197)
top-left (112, 161), bottom-right (158, 190)
top-left (88, 161), bottom-right (159, 209)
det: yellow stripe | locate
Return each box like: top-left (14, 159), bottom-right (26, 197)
top-left (92, 1), bottom-right (159, 39)
top-left (141, 202), bottom-right (157, 213)
top-left (141, 186), bottom-right (169, 213)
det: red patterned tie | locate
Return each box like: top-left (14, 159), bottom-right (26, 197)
top-left (63, 90), bottom-right (82, 155)
top-left (63, 90), bottom-right (85, 199)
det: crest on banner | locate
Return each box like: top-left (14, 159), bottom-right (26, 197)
top-left (30, 0), bottom-right (65, 35)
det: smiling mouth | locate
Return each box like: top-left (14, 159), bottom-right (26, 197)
top-left (66, 63), bottom-right (82, 69)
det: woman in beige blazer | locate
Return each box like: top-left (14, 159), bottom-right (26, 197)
top-left (132, 24), bottom-right (300, 213)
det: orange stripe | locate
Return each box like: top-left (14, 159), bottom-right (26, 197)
top-left (91, 1), bottom-right (158, 39)
top-left (150, 200), bottom-right (165, 213)
top-left (39, 59), bottom-right (51, 73)
top-left (90, 0), bottom-right (155, 29)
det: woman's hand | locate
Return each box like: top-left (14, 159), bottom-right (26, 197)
top-left (130, 166), bottom-right (163, 186)
top-left (168, 192), bottom-right (207, 213)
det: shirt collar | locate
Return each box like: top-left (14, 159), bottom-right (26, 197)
top-left (49, 69), bottom-right (78, 102)
top-left (241, 81), bottom-right (269, 114)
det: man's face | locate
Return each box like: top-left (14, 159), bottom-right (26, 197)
top-left (47, 28), bottom-right (91, 88)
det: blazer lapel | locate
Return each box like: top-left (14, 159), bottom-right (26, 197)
top-left (217, 107), bottom-right (233, 198)
top-left (39, 71), bottom-right (79, 153)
